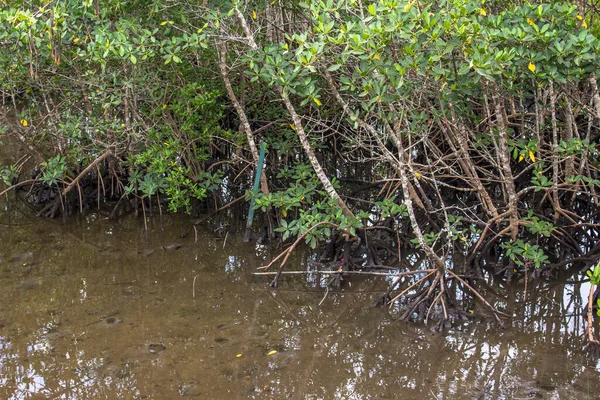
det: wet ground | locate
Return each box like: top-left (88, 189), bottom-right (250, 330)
top-left (0, 197), bottom-right (599, 400)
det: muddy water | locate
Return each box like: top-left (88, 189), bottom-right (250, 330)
top-left (0, 204), bottom-right (599, 400)
top-left (0, 130), bottom-right (599, 399)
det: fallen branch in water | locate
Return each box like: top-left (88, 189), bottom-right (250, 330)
top-left (253, 269), bottom-right (431, 277)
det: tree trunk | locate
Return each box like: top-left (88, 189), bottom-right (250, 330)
top-left (217, 42), bottom-right (269, 196)
top-left (235, 7), bottom-right (353, 217)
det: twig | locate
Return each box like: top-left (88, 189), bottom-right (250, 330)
top-left (193, 275), bottom-right (199, 299)
top-left (222, 231), bottom-right (229, 249)
top-left (318, 287), bottom-right (329, 306)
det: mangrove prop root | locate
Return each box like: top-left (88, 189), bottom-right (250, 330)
top-left (388, 268), bottom-right (509, 324)
top-left (586, 282), bottom-right (600, 346)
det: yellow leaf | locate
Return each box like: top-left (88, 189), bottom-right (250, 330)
top-left (25, 88), bottom-right (31, 94)
top-left (282, 209), bottom-right (287, 217)
top-left (73, 37), bottom-right (80, 43)
top-left (526, 18), bottom-right (534, 25)
top-left (372, 54), bottom-right (380, 60)
top-left (479, 9), bottom-right (487, 16)
top-left (236, 353), bottom-right (243, 358)
top-left (252, 10), bottom-right (257, 20)
top-left (267, 350), bottom-right (277, 356)
top-left (528, 62), bottom-right (536, 73)
top-left (466, 37), bottom-right (472, 45)
top-left (518, 154), bottom-right (525, 162)
top-left (160, 21), bottom-right (168, 26)
top-left (582, 21), bottom-right (587, 29)
top-left (529, 150), bottom-right (536, 162)
top-left (121, 123), bottom-right (125, 127)
top-left (576, 15), bottom-right (583, 20)
top-left (313, 97), bottom-right (322, 107)
top-left (403, 2), bottom-right (413, 12)
top-left (414, 171), bottom-right (422, 180)
top-left (20, 119), bottom-right (28, 127)
top-left (162, 104), bottom-right (167, 109)
top-left (289, 124), bottom-right (296, 131)
top-left (337, 267), bottom-right (343, 273)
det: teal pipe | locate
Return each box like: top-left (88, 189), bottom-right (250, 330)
top-left (244, 142), bottom-right (266, 242)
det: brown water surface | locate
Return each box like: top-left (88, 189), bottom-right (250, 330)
top-left (0, 145), bottom-right (599, 399)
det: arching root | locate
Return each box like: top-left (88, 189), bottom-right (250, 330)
top-left (387, 268), bottom-right (509, 325)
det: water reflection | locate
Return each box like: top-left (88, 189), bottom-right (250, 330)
top-left (0, 198), bottom-right (598, 399)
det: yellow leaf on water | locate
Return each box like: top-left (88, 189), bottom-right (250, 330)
top-left (267, 350), bottom-right (277, 356)
top-left (20, 119), bottom-right (28, 127)
top-left (529, 150), bottom-right (536, 162)
top-left (313, 97), bottom-right (322, 107)
top-left (528, 62), bottom-right (536, 73)
top-left (236, 353), bottom-right (243, 358)
top-left (518, 154), bottom-right (525, 162)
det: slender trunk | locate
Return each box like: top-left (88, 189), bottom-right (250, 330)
top-left (279, 87), bottom-right (353, 217)
top-left (492, 91), bottom-right (519, 240)
top-left (549, 83), bottom-right (561, 220)
top-left (217, 42), bottom-right (269, 196)
top-left (323, 69), bottom-right (443, 267)
top-left (235, 8), bottom-right (352, 216)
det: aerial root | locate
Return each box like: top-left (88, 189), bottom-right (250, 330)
top-left (387, 268), bottom-right (509, 325)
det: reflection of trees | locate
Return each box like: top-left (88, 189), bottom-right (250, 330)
top-left (0, 209), bottom-right (599, 399)
top-left (245, 275), bottom-right (599, 399)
